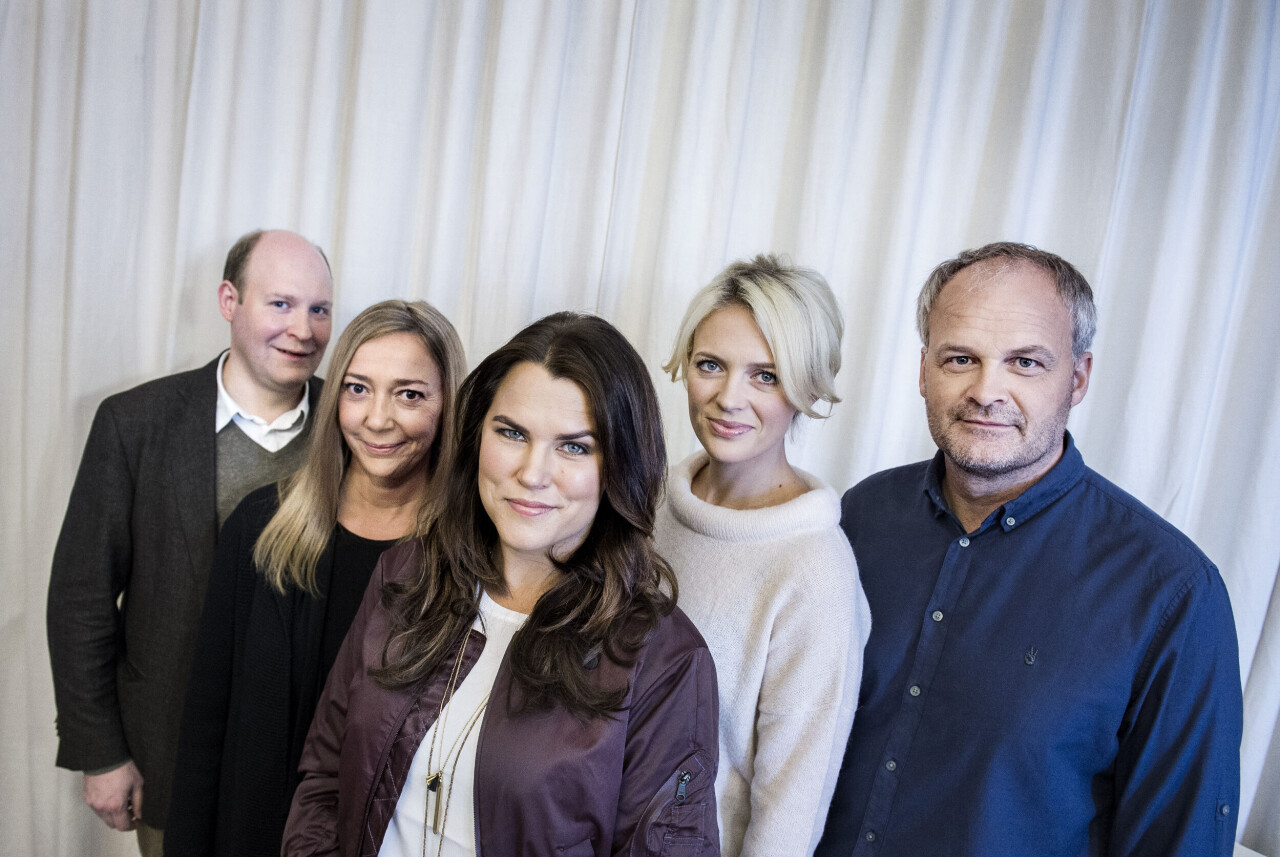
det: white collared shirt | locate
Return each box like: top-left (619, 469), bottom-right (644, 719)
top-left (214, 351), bottom-right (311, 451)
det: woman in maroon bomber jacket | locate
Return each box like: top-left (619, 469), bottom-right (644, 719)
top-left (283, 313), bottom-right (720, 857)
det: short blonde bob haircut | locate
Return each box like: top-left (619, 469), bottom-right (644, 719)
top-left (254, 299), bottom-right (466, 595)
top-left (662, 253), bottom-right (844, 420)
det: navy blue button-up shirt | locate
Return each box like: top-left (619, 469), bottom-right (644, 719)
top-left (817, 435), bottom-right (1241, 857)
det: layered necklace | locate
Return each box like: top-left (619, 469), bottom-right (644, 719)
top-left (420, 626), bottom-right (490, 857)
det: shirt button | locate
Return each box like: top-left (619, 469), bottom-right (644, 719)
top-left (1220, 803), bottom-right (1232, 816)
top-left (909, 685), bottom-right (921, 697)
top-left (931, 610), bottom-right (943, 622)
top-left (959, 537), bottom-right (970, 547)
top-left (1005, 516), bottom-right (1016, 526)
top-left (885, 759), bottom-right (897, 771)
top-left (865, 830), bottom-right (877, 842)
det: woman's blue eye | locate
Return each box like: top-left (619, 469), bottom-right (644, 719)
top-left (497, 427), bottom-right (524, 441)
top-left (695, 359), bottom-right (721, 372)
top-left (757, 371), bottom-right (777, 384)
top-left (562, 442), bottom-right (588, 455)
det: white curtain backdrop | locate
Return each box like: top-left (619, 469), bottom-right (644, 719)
top-left (4, 1), bottom-right (1277, 855)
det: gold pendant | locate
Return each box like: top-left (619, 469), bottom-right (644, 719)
top-left (432, 776), bottom-right (445, 834)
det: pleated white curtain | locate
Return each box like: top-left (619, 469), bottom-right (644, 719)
top-left (4, 1), bottom-right (1277, 855)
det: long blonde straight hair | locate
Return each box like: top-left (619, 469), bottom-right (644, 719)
top-left (254, 299), bottom-right (466, 595)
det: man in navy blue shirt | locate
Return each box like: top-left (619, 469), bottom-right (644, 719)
top-left (817, 242), bottom-right (1241, 856)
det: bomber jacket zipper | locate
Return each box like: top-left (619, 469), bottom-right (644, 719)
top-left (674, 771), bottom-right (692, 804)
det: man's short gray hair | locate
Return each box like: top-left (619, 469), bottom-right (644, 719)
top-left (916, 242), bottom-right (1097, 358)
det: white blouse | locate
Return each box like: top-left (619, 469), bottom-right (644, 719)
top-left (379, 591), bottom-right (528, 857)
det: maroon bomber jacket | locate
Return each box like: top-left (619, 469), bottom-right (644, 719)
top-left (282, 540), bottom-right (720, 857)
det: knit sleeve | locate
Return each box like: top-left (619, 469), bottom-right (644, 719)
top-left (740, 531), bottom-right (870, 857)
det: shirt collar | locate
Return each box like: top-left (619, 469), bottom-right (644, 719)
top-left (214, 350), bottom-right (310, 433)
top-left (923, 432), bottom-right (1086, 531)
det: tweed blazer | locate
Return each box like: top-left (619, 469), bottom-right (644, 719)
top-left (46, 356), bottom-right (322, 828)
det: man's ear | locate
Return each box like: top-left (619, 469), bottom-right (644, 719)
top-left (1070, 352), bottom-right (1093, 406)
top-left (217, 280), bottom-right (239, 323)
top-left (919, 347), bottom-right (928, 398)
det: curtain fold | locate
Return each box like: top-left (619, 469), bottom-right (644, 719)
top-left (6, 2), bottom-right (1277, 854)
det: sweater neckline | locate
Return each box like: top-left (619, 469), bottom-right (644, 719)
top-left (665, 451), bottom-right (840, 542)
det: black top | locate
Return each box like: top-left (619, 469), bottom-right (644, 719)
top-left (322, 524), bottom-right (396, 672)
top-left (165, 485), bottom-right (400, 857)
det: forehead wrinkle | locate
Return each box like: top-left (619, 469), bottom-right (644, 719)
top-left (934, 265), bottom-right (1072, 358)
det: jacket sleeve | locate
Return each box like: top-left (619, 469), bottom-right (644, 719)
top-left (163, 495), bottom-right (262, 856)
top-left (46, 398), bottom-right (136, 771)
top-left (613, 623), bottom-right (721, 857)
top-left (282, 552), bottom-right (384, 857)
top-left (1108, 564), bottom-right (1242, 857)
top-left (741, 541), bottom-right (869, 856)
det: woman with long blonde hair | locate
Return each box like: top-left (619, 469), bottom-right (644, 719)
top-left (166, 299), bottom-right (465, 857)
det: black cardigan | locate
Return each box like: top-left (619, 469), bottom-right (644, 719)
top-left (163, 484), bottom-right (389, 857)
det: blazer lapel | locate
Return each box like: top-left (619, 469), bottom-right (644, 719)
top-left (168, 359), bottom-right (219, 576)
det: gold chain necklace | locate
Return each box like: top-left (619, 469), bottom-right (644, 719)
top-left (419, 624), bottom-right (489, 857)
top-left (421, 692), bottom-right (489, 857)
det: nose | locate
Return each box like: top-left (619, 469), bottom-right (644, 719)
top-left (713, 373), bottom-right (747, 412)
top-left (287, 309), bottom-right (314, 343)
top-left (365, 393), bottom-right (394, 431)
top-left (516, 444), bottom-right (551, 489)
top-left (966, 364), bottom-right (1009, 408)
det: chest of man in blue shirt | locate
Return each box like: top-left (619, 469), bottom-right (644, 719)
top-left (817, 242), bottom-right (1241, 857)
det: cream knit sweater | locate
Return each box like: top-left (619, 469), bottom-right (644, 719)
top-left (655, 452), bottom-right (871, 857)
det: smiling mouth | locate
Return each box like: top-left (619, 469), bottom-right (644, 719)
top-left (274, 346), bottom-right (314, 359)
top-left (360, 440), bottom-right (404, 454)
top-left (958, 418), bottom-right (1019, 433)
top-left (707, 418), bottom-right (752, 438)
top-left (506, 498), bottom-right (556, 517)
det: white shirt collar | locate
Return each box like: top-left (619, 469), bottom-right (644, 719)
top-left (214, 350), bottom-right (311, 450)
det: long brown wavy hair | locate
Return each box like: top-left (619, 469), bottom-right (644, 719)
top-left (372, 312), bottom-right (677, 717)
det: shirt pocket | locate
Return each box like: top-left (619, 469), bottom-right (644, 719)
top-left (634, 750), bottom-right (713, 857)
top-left (556, 837), bottom-right (595, 857)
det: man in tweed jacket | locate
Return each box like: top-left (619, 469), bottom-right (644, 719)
top-left (46, 230), bottom-right (333, 856)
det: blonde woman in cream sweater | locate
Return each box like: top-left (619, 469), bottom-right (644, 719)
top-left (656, 255), bottom-right (871, 857)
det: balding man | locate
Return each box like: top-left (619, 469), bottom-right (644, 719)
top-left (817, 242), bottom-right (1241, 856)
top-left (47, 230), bottom-right (334, 856)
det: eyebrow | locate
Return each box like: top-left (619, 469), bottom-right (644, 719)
top-left (264, 292), bottom-right (333, 308)
top-left (935, 343), bottom-right (1060, 367)
top-left (691, 349), bottom-right (777, 371)
top-left (492, 414), bottom-right (596, 442)
top-left (344, 371), bottom-right (432, 387)
top-left (1007, 346), bottom-right (1059, 367)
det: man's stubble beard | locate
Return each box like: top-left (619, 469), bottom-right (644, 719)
top-left (928, 391), bottom-right (1074, 480)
